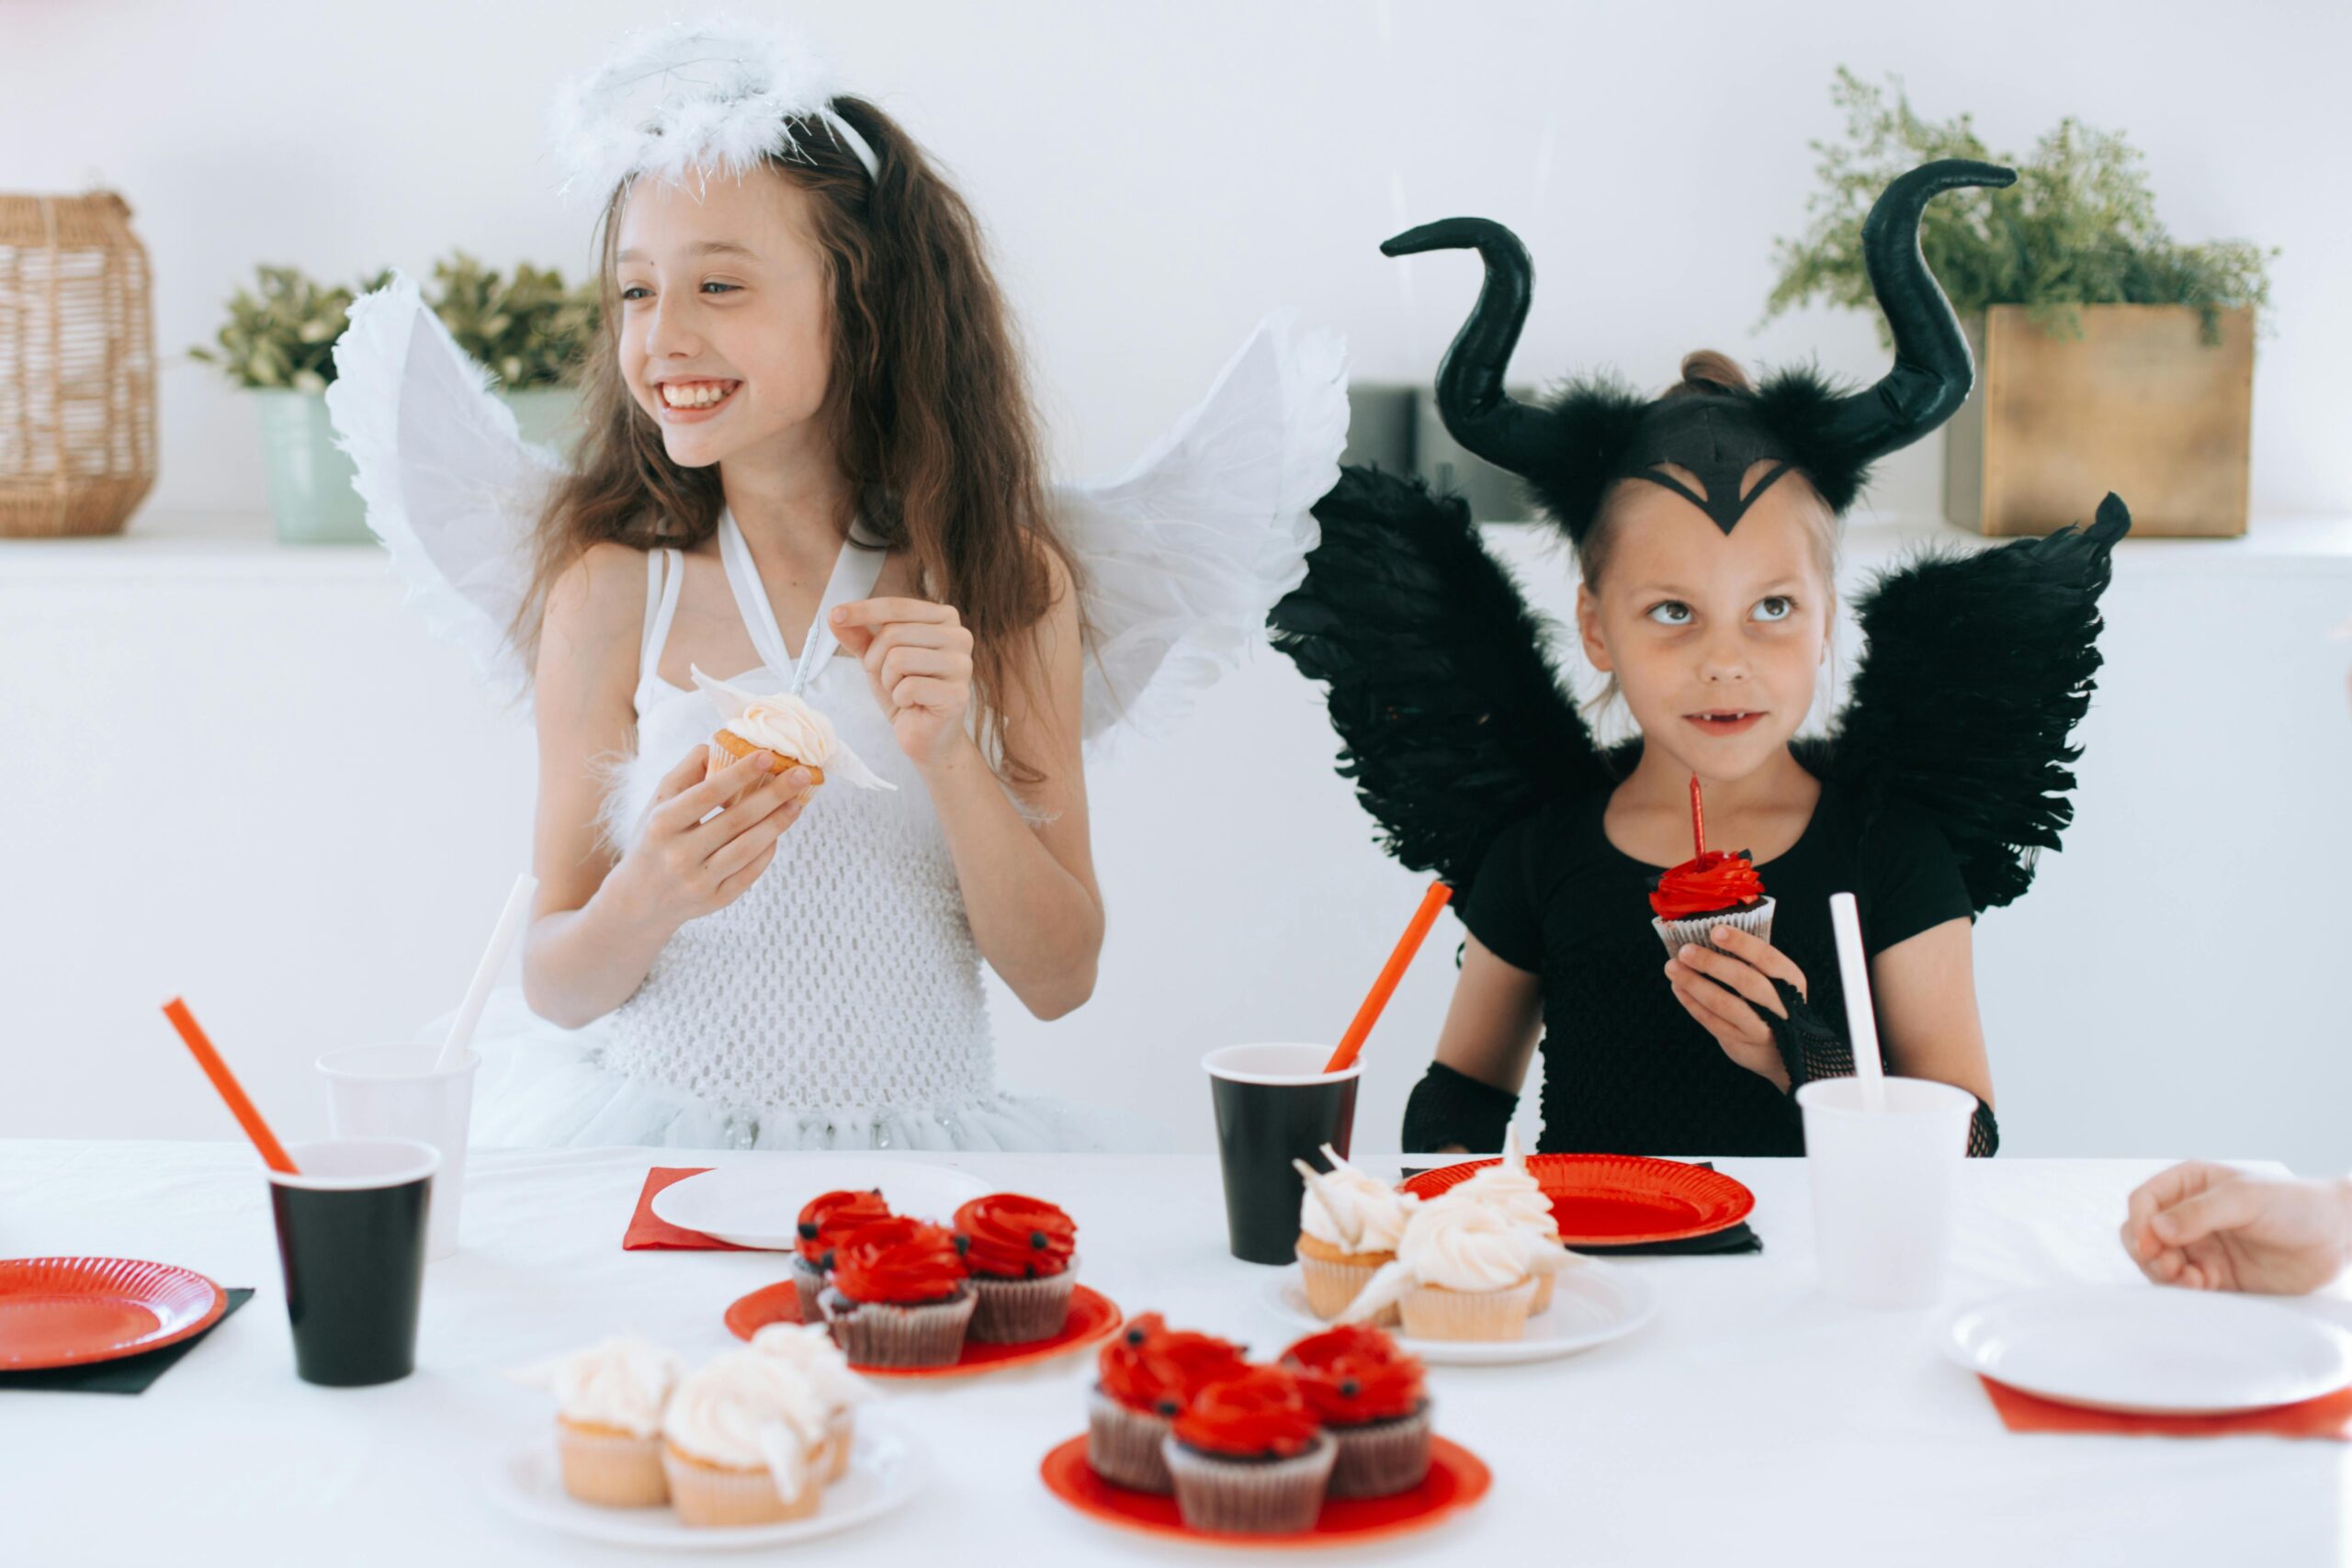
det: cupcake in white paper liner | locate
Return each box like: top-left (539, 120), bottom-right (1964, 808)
top-left (506, 1334), bottom-right (687, 1508)
top-left (660, 1348), bottom-right (832, 1526)
top-left (1451, 1127), bottom-right (1580, 1312)
top-left (1292, 1144), bottom-right (1419, 1325)
top-left (1339, 1190), bottom-right (1566, 1342)
top-left (693, 663), bottom-right (895, 791)
top-left (748, 1322), bottom-right (873, 1483)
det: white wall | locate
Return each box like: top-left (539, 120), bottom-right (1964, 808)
top-left (6, 3), bottom-right (2350, 1169)
top-left (4, 0), bottom-right (2347, 514)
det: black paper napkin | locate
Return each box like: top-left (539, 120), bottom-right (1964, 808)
top-left (0, 1288), bottom-right (254, 1394)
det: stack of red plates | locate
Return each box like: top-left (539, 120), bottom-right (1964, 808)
top-left (0, 1258), bottom-right (228, 1371)
top-left (1402, 1153), bottom-right (1752, 1246)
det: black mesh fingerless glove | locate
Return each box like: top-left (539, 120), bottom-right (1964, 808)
top-left (1401, 1061), bottom-right (1519, 1153)
top-left (1767, 979), bottom-right (2000, 1157)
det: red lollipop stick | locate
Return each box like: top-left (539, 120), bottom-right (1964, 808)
top-left (1690, 773), bottom-right (1706, 861)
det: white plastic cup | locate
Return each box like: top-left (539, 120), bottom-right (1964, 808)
top-left (317, 1044), bottom-right (478, 1261)
top-left (1796, 1076), bottom-right (1976, 1309)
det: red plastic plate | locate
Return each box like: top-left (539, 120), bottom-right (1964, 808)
top-left (1039, 1432), bottom-right (1491, 1548)
top-left (1402, 1153), bottom-right (1754, 1245)
top-left (726, 1280), bottom-right (1122, 1380)
top-left (0, 1257), bottom-right (228, 1370)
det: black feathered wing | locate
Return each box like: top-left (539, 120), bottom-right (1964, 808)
top-left (1268, 466), bottom-right (1611, 897)
top-left (1814, 492), bottom-right (2132, 912)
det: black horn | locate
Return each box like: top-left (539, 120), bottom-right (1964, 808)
top-left (1815, 158), bottom-right (2017, 465)
top-left (1383, 218), bottom-right (1553, 480)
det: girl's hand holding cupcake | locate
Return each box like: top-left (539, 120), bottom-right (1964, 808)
top-left (1664, 924), bottom-right (1809, 1089)
top-left (607, 745), bottom-right (818, 933)
top-left (830, 597), bottom-right (976, 772)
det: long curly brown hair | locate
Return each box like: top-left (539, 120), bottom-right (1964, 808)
top-left (514, 96), bottom-right (1074, 782)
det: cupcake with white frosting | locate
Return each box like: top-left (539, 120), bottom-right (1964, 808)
top-left (1340, 1191), bottom-right (1566, 1341)
top-left (693, 665), bottom-right (895, 792)
top-left (1451, 1128), bottom-right (1574, 1312)
top-left (660, 1349), bottom-right (832, 1528)
top-left (508, 1335), bottom-right (685, 1508)
top-left (1291, 1144), bottom-right (1418, 1325)
top-left (749, 1322), bottom-right (871, 1483)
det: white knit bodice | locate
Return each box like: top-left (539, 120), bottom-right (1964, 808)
top-left (594, 515), bottom-right (995, 1137)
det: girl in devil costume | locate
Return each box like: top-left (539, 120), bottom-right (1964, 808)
top-left (1272, 161), bottom-right (2130, 1158)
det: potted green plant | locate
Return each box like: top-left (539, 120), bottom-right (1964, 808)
top-left (192, 258), bottom-right (599, 544)
top-left (423, 252), bottom-right (600, 457)
top-left (191, 265), bottom-right (390, 543)
top-left (1765, 70), bottom-right (2276, 536)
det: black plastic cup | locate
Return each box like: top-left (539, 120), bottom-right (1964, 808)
top-left (266, 1138), bottom-right (437, 1386)
top-left (1203, 1043), bottom-right (1362, 1265)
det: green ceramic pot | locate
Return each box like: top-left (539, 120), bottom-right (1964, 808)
top-left (252, 389), bottom-right (371, 545)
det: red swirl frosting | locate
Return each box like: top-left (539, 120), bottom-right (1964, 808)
top-left (1648, 849), bottom-right (1766, 920)
top-left (1280, 1325), bottom-right (1427, 1426)
top-left (795, 1189), bottom-right (893, 1265)
top-left (1096, 1313), bottom-right (1250, 1416)
top-left (826, 1216), bottom-right (968, 1304)
top-left (953, 1193), bottom-right (1076, 1280)
top-left (1170, 1366), bottom-right (1323, 1459)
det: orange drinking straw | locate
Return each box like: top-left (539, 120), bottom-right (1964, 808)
top-left (162, 998), bottom-right (300, 1175)
top-left (1323, 881), bottom-right (1454, 1074)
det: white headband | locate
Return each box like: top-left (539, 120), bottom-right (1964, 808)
top-left (547, 16), bottom-right (879, 207)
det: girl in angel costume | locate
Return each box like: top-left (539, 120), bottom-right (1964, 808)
top-left (1272, 161), bottom-right (2130, 1159)
top-left (325, 19), bottom-right (1346, 1151)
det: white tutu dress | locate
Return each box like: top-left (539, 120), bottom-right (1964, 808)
top-left (326, 275), bottom-right (1346, 1151)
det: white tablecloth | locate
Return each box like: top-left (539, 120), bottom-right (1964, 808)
top-left (4, 1142), bottom-right (2346, 1567)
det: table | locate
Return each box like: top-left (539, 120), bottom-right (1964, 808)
top-left (6, 1143), bottom-right (2345, 1566)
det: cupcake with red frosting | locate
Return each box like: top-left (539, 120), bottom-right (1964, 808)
top-left (818, 1216), bottom-right (975, 1369)
top-left (1161, 1365), bottom-right (1337, 1535)
top-left (1088, 1313), bottom-right (1250, 1494)
top-left (1280, 1324), bottom-right (1431, 1498)
top-left (1649, 774), bottom-right (1774, 956)
top-left (952, 1193), bottom-right (1078, 1344)
top-left (792, 1190), bottom-right (893, 1322)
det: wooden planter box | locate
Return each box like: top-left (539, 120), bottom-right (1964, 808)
top-left (1943, 304), bottom-right (2253, 537)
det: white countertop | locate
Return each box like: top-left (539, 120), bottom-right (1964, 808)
top-left (5, 1142), bottom-right (2343, 1567)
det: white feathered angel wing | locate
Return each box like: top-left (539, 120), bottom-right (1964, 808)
top-left (1060, 310), bottom-right (1348, 752)
top-left (324, 270), bottom-right (562, 702)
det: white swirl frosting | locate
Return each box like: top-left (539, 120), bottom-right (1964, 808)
top-left (749, 1322), bottom-right (871, 1416)
top-left (1295, 1144), bottom-right (1419, 1254)
top-left (505, 1335), bottom-right (684, 1438)
top-left (1453, 1127), bottom-right (1563, 1241)
top-left (1340, 1191), bottom-right (1565, 1323)
top-left (662, 1349), bottom-right (829, 1502)
top-left (692, 665), bottom-right (894, 791)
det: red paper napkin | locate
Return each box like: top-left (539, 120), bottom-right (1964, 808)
top-left (1979, 1375), bottom-right (2352, 1440)
top-left (625, 1166), bottom-right (763, 1252)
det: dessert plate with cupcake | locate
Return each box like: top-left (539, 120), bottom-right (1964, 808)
top-left (1042, 1314), bottom-right (1491, 1545)
top-left (725, 1189), bottom-right (1123, 1377)
top-left (1268, 1137), bottom-right (1657, 1365)
top-left (493, 1328), bottom-right (926, 1549)
top-left (649, 1157), bottom-right (989, 1250)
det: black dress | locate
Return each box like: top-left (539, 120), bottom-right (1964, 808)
top-left (1456, 770), bottom-right (1975, 1156)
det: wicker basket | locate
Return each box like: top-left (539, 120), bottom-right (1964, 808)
top-left (0, 190), bottom-right (157, 537)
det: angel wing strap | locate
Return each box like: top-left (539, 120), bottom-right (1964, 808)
top-left (1807, 492), bottom-right (2132, 913)
top-left (1268, 466), bottom-right (1611, 897)
top-left (325, 271), bottom-right (563, 703)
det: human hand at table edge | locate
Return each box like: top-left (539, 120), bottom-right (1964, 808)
top-left (2120, 1161), bottom-right (2352, 1295)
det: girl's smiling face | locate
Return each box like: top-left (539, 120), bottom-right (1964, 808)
top-left (613, 165), bottom-right (834, 470)
top-left (1576, 462), bottom-right (1836, 782)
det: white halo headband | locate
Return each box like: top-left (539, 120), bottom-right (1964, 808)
top-left (547, 16), bottom-right (879, 207)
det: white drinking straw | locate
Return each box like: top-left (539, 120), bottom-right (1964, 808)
top-left (1826, 892), bottom-right (1886, 1111)
top-left (436, 872), bottom-right (538, 1071)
